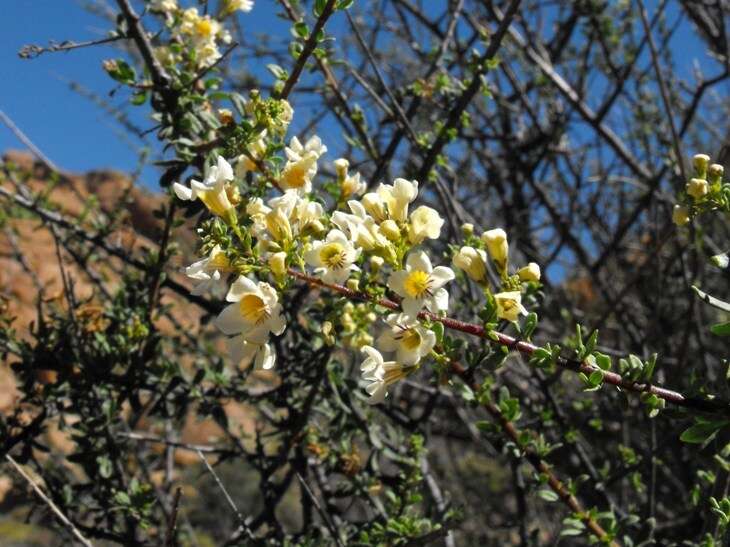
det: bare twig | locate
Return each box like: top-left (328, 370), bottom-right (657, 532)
top-left (5, 454), bottom-right (94, 547)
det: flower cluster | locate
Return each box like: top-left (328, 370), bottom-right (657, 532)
top-left (672, 153), bottom-right (728, 226)
top-left (148, 0), bottom-right (253, 69)
top-left (167, 22), bottom-right (540, 402)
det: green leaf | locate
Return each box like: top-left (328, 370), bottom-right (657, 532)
top-left (680, 420), bottom-right (728, 444)
top-left (711, 322), bottom-right (730, 336)
top-left (538, 489), bottom-right (559, 502)
top-left (293, 21), bottom-right (309, 39)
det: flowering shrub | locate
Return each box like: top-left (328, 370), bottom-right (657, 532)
top-left (3, 1), bottom-right (730, 545)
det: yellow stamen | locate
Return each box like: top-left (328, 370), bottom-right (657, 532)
top-left (403, 270), bottom-right (430, 298)
top-left (239, 294), bottom-right (270, 324)
top-left (400, 328), bottom-right (421, 351)
top-left (319, 242), bottom-right (347, 270)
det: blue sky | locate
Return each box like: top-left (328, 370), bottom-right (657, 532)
top-left (0, 1), bottom-right (723, 193)
top-left (0, 1), bottom-right (294, 188)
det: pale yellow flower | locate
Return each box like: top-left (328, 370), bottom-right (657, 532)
top-left (481, 228), bottom-right (509, 275)
top-left (387, 251), bottom-right (454, 316)
top-left (452, 246), bottom-right (488, 283)
top-left (517, 262), bottom-right (541, 283)
top-left (686, 178), bottom-right (709, 200)
top-left (173, 156), bottom-right (237, 224)
top-left (376, 313), bottom-right (436, 366)
top-left (305, 229), bottom-right (361, 284)
top-left (408, 205), bottom-right (444, 244)
top-left (494, 291), bottom-right (527, 322)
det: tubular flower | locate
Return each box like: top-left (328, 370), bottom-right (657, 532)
top-left (494, 291), bottom-right (527, 322)
top-left (387, 251), bottom-right (455, 316)
top-left (332, 201), bottom-right (391, 252)
top-left (517, 262), bottom-right (541, 283)
top-left (376, 313), bottom-right (436, 366)
top-left (334, 158), bottom-right (366, 199)
top-left (686, 178), bottom-right (709, 200)
top-left (173, 156), bottom-right (237, 224)
top-left (280, 136), bottom-right (327, 193)
top-left (227, 336), bottom-right (275, 370)
top-left (267, 190), bottom-right (324, 237)
top-left (378, 178), bottom-right (418, 222)
top-left (305, 229), bottom-right (361, 284)
top-left (452, 246), bottom-right (488, 283)
top-left (215, 277), bottom-right (286, 342)
top-left (408, 205), bottom-right (444, 245)
top-left (481, 228), bottom-right (509, 276)
top-left (268, 252), bottom-right (287, 280)
top-left (185, 245), bottom-right (233, 295)
top-left (360, 346), bottom-right (414, 405)
top-left (361, 192), bottom-right (389, 223)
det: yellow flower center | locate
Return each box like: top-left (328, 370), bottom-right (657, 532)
top-left (319, 242), bottom-right (347, 270)
top-left (400, 328), bottom-right (421, 351)
top-left (195, 19), bottom-right (213, 37)
top-left (239, 294), bottom-right (270, 324)
top-left (281, 157), bottom-right (315, 189)
top-left (403, 270), bottom-right (430, 298)
top-left (209, 251), bottom-right (231, 272)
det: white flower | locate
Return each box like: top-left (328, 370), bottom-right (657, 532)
top-left (332, 201), bottom-right (391, 251)
top-left (686, 178), bottom-right (709, 200)
top-left (360, 346), bottom-right (413, 405)
top-left (494, 291), bottom-right (527, 322)
top-left (173, 156), bottom-right (237, 223)
top-left (408, 205), bottom-right (444, 244)
top-left (387, 251), bottom-right (454, 316)
top-left (185, 245), bottom-right (232, 295)
top-left (305, 229), bottom-right (361, 284)
top-left (376, 313), bottom-right (436, 366)
top-left (268, 190), bottom-right (324, 236)
top-left (279, 136), bottom-right (327, 194)
top-left (361, 192), bottom-right (389, 223)
top-left (149, 0), bottom-right (178, 13)
top-left (215, 277), bottom-right (286, 342)
top-left (517, 262), bottom-right (541, 282)
top-left (452, 246), bottom-right (488, 283)
top-left (481, 228), bottom-right (509, 275)
top-left (378, 178), bottom-right (418, 222)
top-left (227, 337), bottom-right (275, 370)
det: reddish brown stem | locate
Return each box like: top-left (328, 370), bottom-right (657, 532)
top-left (287, 268), bottom-right (730, 418)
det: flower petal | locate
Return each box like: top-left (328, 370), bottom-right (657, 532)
top-left (215, 303), bottom-right (247, 335)
top-left (406, 250), bottom-right (432, 273)
top-left (226, 276), bottom-right (260, 302)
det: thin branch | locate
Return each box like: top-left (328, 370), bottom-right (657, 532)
top-left (277, 0), bottom-right (338, 100)
top-left (296, 472), bottom-right (345, 547)
top-left (5, 454), bottom-right (94, 547)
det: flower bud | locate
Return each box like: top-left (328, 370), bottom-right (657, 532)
top-left (672, 204), bottom-right (690, 226)
top-left (380, 219), bottom-right (401, 241)
top-left (709, 163), bottom-right (724, 187)
top-left (710, 253), bottom-right (729, 269)
top-left (693, 153), bottom-right (710, 179)
top-left (452, 246), bottom-right (487, 283)
top-left (266, 209), bottom-right (293, 242)
top-left (686, 178), bottom-right (709, 200)
top-left (369, 255), bottom-right (384, 273)
top-left (481, 228), bottom-right (509, 275)
top-left (461, 223), bottom-right (474, 236)
top-left (322, 321), bottom-right (335, 346)
top-left (346, 278), bottom-right (360, 291)
top-left (268, 252), bottom-right (287, 279)
top-left (517, 262), bottom-right (541, 282)
top-left (334, 158), bottom-right (349, 180)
